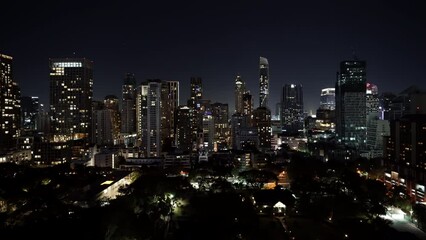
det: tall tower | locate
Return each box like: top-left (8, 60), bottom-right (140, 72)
top-left (281, 84), bottom-right (304, 135)
top-left (259, 57), bottom-right (269, 108)
top-left (253, 107), bottom-right (272, 151)
top-left (319, 88), bottom-right (335, 110)
top-left (49, 58), bottom-right (93, 142)
top-left (161, 81), bottom-right (179, 151)
top-left (104, 95), bottom-right (120, 143)
top-left (176, 106), bottom-right (192, 153)
top-left (188, 77), bottom-right (203, 149)
top-left (121, 73), bottom-right (137, 134)
top-left (243, 92), bottom-right (253, 118)
top-left (0, 53), bottom-right (21, 151)
top-left (21, 96), bottom-right (39, 131)
top-left (235, 75), bottom-right (245, 114)
top-left (211, 102), bottom-right (229, 150)
top-left (335, 60), bottom-right (367, 148)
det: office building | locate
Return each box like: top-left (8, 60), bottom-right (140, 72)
top-left (104, 95), bottom-right (120, 143)
top-left (335, 60), bottom-right (367, 148)
top-left (121, 73), bottom-right (137, 134)
top-left (161, 81), bottom-right (179, 150)
top-left (319, 88), bottom-right (335, 110)
top-left (281, 84), bottom-right (304, 135)
top-left (21, 96), bottom-right (40, 131)
top-left (49, 58), bottom-right (93, 143)
top-left (0, 53), bottom-right (21, 151)
top-left (175, 106), bottom-right (192, 152)
top-left (253, 107), bottom-right (272, 151)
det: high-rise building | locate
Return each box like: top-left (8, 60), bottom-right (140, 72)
top-left (202, 112), bottom-right (215, 152)
top-left (384, 114), bottom-right (426, 201)
top-left (176, 106), bottom-right (192, 153)
top-left (0, 53), bottom-right (21, 151)
top-left (235, 75), bottom-right (246, 114)
top-left (161, 81), bottom-right (179, 150)
top-left (104, 95), bottom-right (120, 143)
top-left (121, 73), bottom-right (137, 134)
top-left (49, 58), bottom-right (93, 143)
top-left (319, 88), bottom-right (335, 110)
top-left (146, 80), bottom-right (162, 157)
top-left (136, 82), bottom-right (149, 152)
top-left (366, 83), bottom-right (380, 121)
top-left (281, 84), bottom-right (304, 135)
top-left (188, 77), bottom-right (203, 149)
top-left (253, 107), bottom-right (272, 151)
top-left (21, 96), bottom-right (39, 131)
top-left (387, 86), bottom-right (426, 121)
top-left (231, 113), bottom-right (258, 150)
top-left (335, 60), bottom-right (367, 148)
top-left (259, 57), bottom-right (269, 108)
top-left (379, 92), bottom-right (396, 120)
top-left (211, 102), bottom-right (229, 150)
top-left (92, 101), bottom-right (114, 146)
top-left (243, 92), bottom-right (253, 118)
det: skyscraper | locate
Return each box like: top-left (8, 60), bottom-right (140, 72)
top-left (319, 88), bottom-right (335, 110)
top-left (21, 96), bottom-right (39, 131)
top-left (211, 102), bottom-right (229, 150)
top-left (104, 95), bottom-right (120, 143)
top-left (161, 81), bottom-right (179, 150)
top-left (49, 58), bottom-right (93, 142)
top-left (253, 107), bottom-right (272, 151)
top-left (235, 75), bottom-right (245, 114)
top-left (242, 92), bottom-right (253, 120)
top-left (281, 84), bottom-right (304, 135)
top-left (259, 57), bottom-right (269, 108)
top-left (136, 80), bottom-right (162, 157)
top-left (176, 106), bottom-right (192, 153)
top-left (335, 60), bottom-right (367, 148)
top-left (0, 53), bottom-right (21, 151)
top-left (121, 73), bottom-right (137, 134)
top-left (188, 77), bottom-right (203, 149)
top-left (92, 101), bottom-right (114, 145)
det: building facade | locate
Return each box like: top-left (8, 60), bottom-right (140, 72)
top-left (121, 73), bottom-right (137, 134)
top-left (281, 84), bottom-right (304, 135)
top-left (0, 53), bottom-right (21, 151)
top-left (335, 60), bottom-right (367, 149)
top-left (49, 58), bottom-right (93, 143)
top-left (259, 57), bottom-right (269, 108)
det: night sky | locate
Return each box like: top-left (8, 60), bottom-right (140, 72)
top-left (2, 0), bottom-right (426, 114)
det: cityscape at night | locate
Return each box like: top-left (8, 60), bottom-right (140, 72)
top-left (1, 0), bottom-right (426, 239)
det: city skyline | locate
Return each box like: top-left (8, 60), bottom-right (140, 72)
top-left (2, 0), bottom-right (426, 114)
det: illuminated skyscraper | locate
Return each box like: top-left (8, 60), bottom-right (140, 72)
top-left (281, 84), bottom-right (304, 135)
top-left (253, 107), bottom-right (272, 151)
top-left (176, 105), bottom-right (192, 152)
top-left (243, 92), bottom-right (253, 119)
top-left (21, 96), bottom-right (39, 131)
top-left (319, 88), bottom-right (335, 110)
top-left (0, 53), bottom-right (21, 151)
top-left (211, 102), bottom-right (229, 150)
top-left (104, 95), bottom-right (120, 142)
top-left (235, 75), bottom-right (245, 114)
top-left (259, 57), bottom-right (269, 108)
top-left (121, 73), bottom-right (137, 134)
top-left (161, 80), bottom-right (179, 150)
top-left (335, 60), bottom-right (367, 148)
top-left (188, 77), bottom-right (203, 148)
top-left (49, 58), bottom-right (93, 142)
